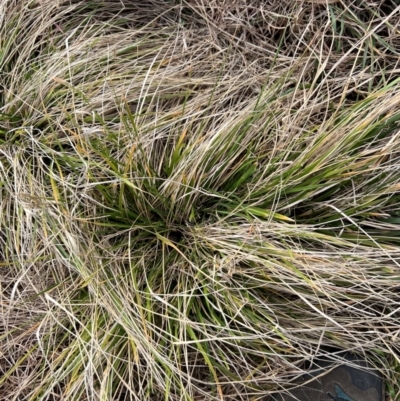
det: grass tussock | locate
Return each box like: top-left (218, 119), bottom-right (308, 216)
top-left (1, 0), bottom-right (400, 400)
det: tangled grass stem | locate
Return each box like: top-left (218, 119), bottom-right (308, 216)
top-left (1, 1), bottom-right (400, 400)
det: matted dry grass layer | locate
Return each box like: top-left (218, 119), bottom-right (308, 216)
top-left (1, 1), bottom-right (400, 400)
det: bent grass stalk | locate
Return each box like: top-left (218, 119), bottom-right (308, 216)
top-left (1, 1), bottom-right (400, 400)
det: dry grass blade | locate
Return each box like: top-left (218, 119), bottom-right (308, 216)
top-left (1, 1), bottom-right (400, 400)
